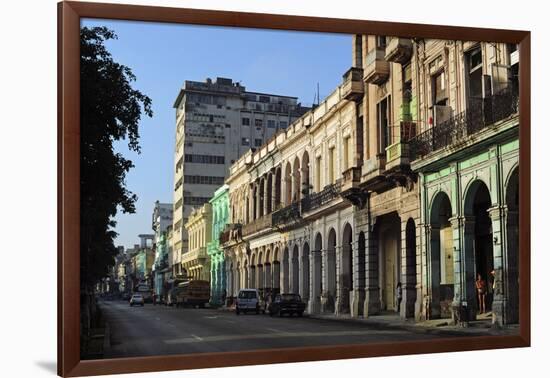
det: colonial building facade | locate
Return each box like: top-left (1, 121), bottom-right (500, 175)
top-left (171, 77), bottom-right (308, 275)
top-left (220, 35), bottom-right (519, 326)
top-left (183, 203), bottom-right (212, 281)
top-left (207, 185), bottom-right (230, 305)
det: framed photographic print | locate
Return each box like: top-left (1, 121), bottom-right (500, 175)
top-left (58, 1), bottom-right (530, 376)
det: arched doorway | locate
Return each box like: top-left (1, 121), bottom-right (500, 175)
top-left (243, 261), bottom-right (248, 290)
top-left (404, 218), bottom-right (417, 318)
top-left (302, 151), bottom-right (310, 197)
top-left (428, 192), bottom-right (453, 318)
top-left (266, 174), bottom-right (273, 214)
top-left (282, 247), bottom-right (290, 293)
top-left (301, 242), bottom-right (310, 303)
top-left (324, 228), bottom-right (337, 313)
top-left (464, 180), bottom-right (493, 319)
top-left (250, 254), bottom-right (257, 289)
top-left (376, 212), bottom-right (401, 313)
top-left (291, 245), bottom-right (300, 293)
top-left (274, 167), bottom-right (282, 210)
top-left (259, 179), bottom-right (265, 217)
top-left (265, 249), bottom-right (272, 294)
top-left (505, 167), bottom-right (519, 324)
top-left (293, 157), bottom-right (301, 202)
top-left (272, 247), bottom-right (280, 295)
top-left (340, 223), bottom-right (353, 313)
top-left (284, 162), bottom-right (292, 206)
top-left (311, 233), bottom-right (323, 313)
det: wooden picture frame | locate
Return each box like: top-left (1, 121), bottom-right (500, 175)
top-left (58, 1), bottom-right (530, 376)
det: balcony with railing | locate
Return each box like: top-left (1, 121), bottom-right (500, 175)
top-left (341, 167), bottom-right (361, 192)
top-left (272, 202), bottom-right (301, 229)
top-left (301, 181), bottom-right (342, 214)
top-left (408, 86), bottom-right (519, 162)
top-left (341, 67), bottom-right (364, 101)
top-left (219, 223), bottom-right (242, 245)
top-left (364, 48), bottom-right (390, 85)
top-left (242, 214), bottom-right (272, 237)
top-left (385, 37), bottom-right (413, 64)
top-left (385, 121), bottom-right (417, 171)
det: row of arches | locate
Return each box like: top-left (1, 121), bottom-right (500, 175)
top-left (230, 150), bottom-right (311, 225)
top-left (224, 218), bottom-right (418, 318)
top-left (428, 166), bottom-right (519, 323)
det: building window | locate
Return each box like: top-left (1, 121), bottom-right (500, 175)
top-left (315, 156), bottom-right (321, 192)
top-left (184, 154), bottom-right (225, 164)
top-left (376, 36), bottom-right (387, 48)
top-left (259, 95), bottom-right (270, 103)
top-left (267, 119), bottom-right (276, 128)
top-left (242, 117), bottom-right (250, 126)
top-left (343, 136), bottom-right (352, 171)
top-left (279, 120), bottom-right (287, 128)
top-left (184, 175), bottom-right (225, 185)
top-left (328, 147), bottom-right (335, 185)
top-left (465, 47), bottom-right (483, 109)
top-left (183, 196), bottom-right (211, 206)
top-left (432, 70), bottom-right (447, 106)
top-left (242, 138), bottom-right (250, 146)
top-left (377, 96), bottom-right (391, 151)
top-left (254, 138), bottom-right (262, 147)
top-left (255, 119), bottom-right (263, 127)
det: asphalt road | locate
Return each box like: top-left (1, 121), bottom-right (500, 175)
top-left (99, 299), bottom-right (459, 358)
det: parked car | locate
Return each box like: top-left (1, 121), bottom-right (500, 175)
top-left (236, 289), bottom-right (260, 315)
top-left (268, 293), bottom-right (306, 317)
top-left (129, 294), bottom-right (145, 307)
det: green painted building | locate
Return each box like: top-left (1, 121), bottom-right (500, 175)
top-left (410, 90), bottom-right (520, 326)
top-left (207, 185), bottom-right (230, 305)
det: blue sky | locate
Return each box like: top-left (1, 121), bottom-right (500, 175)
top-left (81, 19), bottom-right (351, 249)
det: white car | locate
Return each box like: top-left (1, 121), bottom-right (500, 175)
top-left (130, 294), bottom-right (144, 307)
top-left (236, 289), bottom-right (260, 315)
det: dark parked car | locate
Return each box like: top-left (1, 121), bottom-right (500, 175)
top-left (268, 293), bottom-right (306, 317)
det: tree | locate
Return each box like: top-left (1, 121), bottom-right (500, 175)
top-left (80, 26), bottom-right (152, 290)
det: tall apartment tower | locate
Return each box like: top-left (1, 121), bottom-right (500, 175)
top-left (171, 77), bottom-right (308, 276)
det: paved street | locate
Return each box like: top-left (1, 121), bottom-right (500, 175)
top-left (99, 299), bottom-right (473, 358)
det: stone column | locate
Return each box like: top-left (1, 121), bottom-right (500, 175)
top-left (290, 251), bottom-right (299, 293)
top-left (335, 244), bottom-right (348, 316)
top-left (363, 222), bottom-right (381, 317)
top-left (308, 250), bottom-right (321, 314)
top-left (320, 248), bottom-right (330, 313)
top-left (461, 216), bottom-right (477, 322)
top-left (488, 206), bottom-right (506, 327)
top-left (351, 238), bottom-right (365, 318)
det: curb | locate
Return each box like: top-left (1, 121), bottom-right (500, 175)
top-left (306, 315), bottom-right (493, 337)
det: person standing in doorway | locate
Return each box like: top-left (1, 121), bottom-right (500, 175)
top-left (476, 274), bottom-right (487, 314)
top-left (396, 282), bottom-right (403, 313)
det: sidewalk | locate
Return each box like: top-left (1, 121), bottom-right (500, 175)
top-left (215, 305), bottom-right (518, 337)
top-left (307, 311), bottom-right (519, 337)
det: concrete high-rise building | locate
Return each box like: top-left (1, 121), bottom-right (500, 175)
top-left (171, 77), bottom-right (308, 275)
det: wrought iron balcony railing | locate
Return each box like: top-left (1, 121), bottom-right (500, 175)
top-left (272, 202), bottom-right (301, 227)
top-left (408, 86), bottom-right (519, 161)
top-left (301, 181), bottom-right (342, 213)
